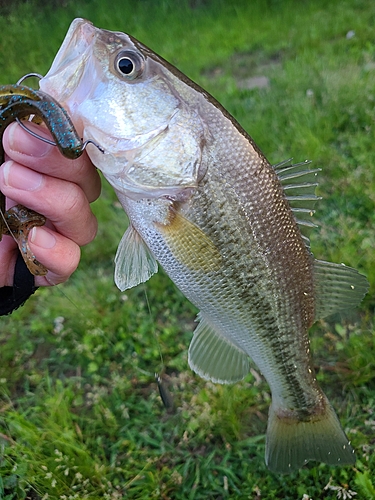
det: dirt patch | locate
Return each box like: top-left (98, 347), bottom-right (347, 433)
top-left (237, 75), bottom-right (270, 90)
top-left (202, 49), bottom-right (284, 89)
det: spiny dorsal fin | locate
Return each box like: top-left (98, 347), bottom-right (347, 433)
top-left (273, 158), bottom-right (321, 245)
top-left (188, 313), bottom-right (250, 384)
top-left (114, 224), bottom-right (158, 291)
top-left (314, 259), bottom-right (369, 320)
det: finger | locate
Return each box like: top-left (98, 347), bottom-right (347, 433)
top-left (0, 221), bottom-right (81, 288)
top-left (0, 161), bottom-right (98, 246)
top-left (30, 226), bottom-right (81, 287)
top-left (0, 236), bottom-right (18, 287)
top-left (3, 122), bottom-right (102, 203)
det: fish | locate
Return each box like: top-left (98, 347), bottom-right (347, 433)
top-left (0, 83), bottom-right (89, 275)
top-left (39, 18), bottom-right (369, 473)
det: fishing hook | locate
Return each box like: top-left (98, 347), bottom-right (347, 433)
top-left (14, 72), bottom-right (105, 154)
top-left (16, 73), bottom-right (44, 85)
top-left (15, 118), bottom-right (105, 154)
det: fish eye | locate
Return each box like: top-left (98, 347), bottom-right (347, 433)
top-left (115, 51), bottom-right (144, 79)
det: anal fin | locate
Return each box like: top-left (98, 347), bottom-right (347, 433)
top-left (188, 313), bottom-right (250, 384)
top-left (114, 224), bottom-right (158, 291)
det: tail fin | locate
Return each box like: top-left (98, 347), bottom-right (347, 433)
top-left (265, 398), bottom-right (355, 474)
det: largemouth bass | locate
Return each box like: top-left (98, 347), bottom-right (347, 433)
top-left (40, 19), bottom-right (368, 473)
top-left (0, 84), bottom-right (87, 275)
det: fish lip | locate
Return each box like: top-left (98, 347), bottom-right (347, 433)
top-left (42, 19), bottom-right (199, 201)
top-left (40, 19), bottom-right (96, 101)
top-left (84, 118), bottom-right (198, 201)
top-left (46, 19), bottom-right (95, 75)
top-left (83, 123), bottom-right (167, 158)
top-left (83, 123), bottom-right (197, 200)
top-left (83, 108), bottom-right (179, 155)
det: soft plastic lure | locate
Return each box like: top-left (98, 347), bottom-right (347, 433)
top-left (0, 83), bottom-right (101, 275)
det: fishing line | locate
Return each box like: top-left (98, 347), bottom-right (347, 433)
top-left (0, 208), bottom-right (18, 245)
top-left (142, 284), bottom-right (165, 370)
top-left (44, 269), bottom-right (104, 318)
top-left (62, 280), bottom-right (175, 409)
top-left (46, 278), bottom-right (157, 374)
top-left (142, 284), bottom-right (175, 411)
top-left (114, 166), bottom-right (173, 409)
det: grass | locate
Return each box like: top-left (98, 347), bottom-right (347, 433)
top-left (0, 0), bottom-right (374, 498)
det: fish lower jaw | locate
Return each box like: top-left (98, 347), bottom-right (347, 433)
top-left (106, 174), bottom-right (197, 203)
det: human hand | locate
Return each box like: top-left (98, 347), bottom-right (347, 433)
top-left (0, 121), bottom-right (101, 288)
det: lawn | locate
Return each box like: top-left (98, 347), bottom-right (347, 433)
top-left (0, 0), bottom-right (374, 498)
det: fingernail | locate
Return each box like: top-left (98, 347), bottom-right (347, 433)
top-left (8, 121), bottom-right (53, 157)
top-left (29, 226), bottom-right (56, 249)
top-left (3, 161), bottom-right (43, 191)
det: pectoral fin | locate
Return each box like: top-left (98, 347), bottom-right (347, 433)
top-left (188, 313), bottom-right (250, 384)
top-left (114, 224), bottom-right (158, 291)
top-left (156, 211), bottom-right (222, 273)
top-left (314, 259), bottom-right (369, 320)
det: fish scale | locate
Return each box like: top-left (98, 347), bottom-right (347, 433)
top-left (174, 154), bottom-right (317, 409)
top-left (39, 18), bottom-right (369, 474)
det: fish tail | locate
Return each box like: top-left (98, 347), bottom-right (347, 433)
top-left (265, 397), bottom-right (355, 474)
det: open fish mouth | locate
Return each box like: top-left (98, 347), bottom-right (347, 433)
top-left (39, 19), bottom-right (101, 114)
top-left (44, 19), bottom-right (95, 81)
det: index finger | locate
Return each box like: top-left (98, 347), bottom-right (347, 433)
top-left (3, 122), bottom-right (102, 203)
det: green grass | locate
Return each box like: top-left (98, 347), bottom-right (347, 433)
top-left (0, 0), bottom-right (374, 498)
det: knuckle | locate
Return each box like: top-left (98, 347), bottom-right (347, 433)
top-left (80, 214), bottom-right (98, 246)
top-left (61, 184), bottom-right (84, 217)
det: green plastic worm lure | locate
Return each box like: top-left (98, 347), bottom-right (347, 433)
top-left (0, 83), bottom-right (101, 276)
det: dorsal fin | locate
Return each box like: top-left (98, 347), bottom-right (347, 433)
top-left (313, 259), bottom-right (369, 320)
top-left (273, 158), bottom-right (321, 246)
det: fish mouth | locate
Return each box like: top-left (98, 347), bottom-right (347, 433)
top-left (54, 19), bottom-right (96, 69)
top-left (43, 18), bottom-right (96, 80)
top-left (39, 19), bottom-right (99, 114)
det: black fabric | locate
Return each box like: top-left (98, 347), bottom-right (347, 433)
top-left (0, 253), bottom-right (38, 316)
